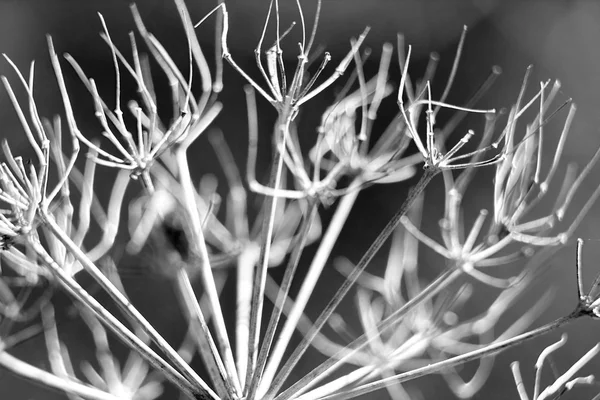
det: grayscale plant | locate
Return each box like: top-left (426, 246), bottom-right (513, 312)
top-left (1, 1), bottom-right (600, 400)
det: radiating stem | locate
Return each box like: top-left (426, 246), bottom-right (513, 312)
top-left (29, 237), bottom-right (208, 399)
top-left (174, 269), bottom-right (230, 398)
top-left (276, 267), bottom-right (460, 400)
top-left (245, 103), bottom-right (295, 392)
top-left (175, 149), bottom-right (241, 397)
top-left (318, 313), bottom-right (578, 400)
top-left (0, 351), bottom-right (120, 400)
top-left (267, 167), bottom-right (438, 400)
top-left (260, 182), bottom-right (362, 393)
top-left (248, 202), bottom-right (319, 400)
top-left (236, 244), bottom-right (260, 385)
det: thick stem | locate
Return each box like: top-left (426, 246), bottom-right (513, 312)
top-left (267, 168), bottom-right (438, 400)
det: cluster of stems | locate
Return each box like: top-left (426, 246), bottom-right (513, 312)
top-left (1, 1), bottom-right (600, 400)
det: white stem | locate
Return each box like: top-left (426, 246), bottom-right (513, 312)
top-left (245, 111), bottom-right (292, 392)
top-left (236, 244), bottom-right (260, 386)
top-left (176, 149), bottom-right (241, 396)
top-left (259, 185), bottom-right (360, 394)
top-left (0, 352), bottom-right (120, 400)
top-left (29, 239), bottom-right (204, 398)
top-left (40, 213), bottom-right (215, 399)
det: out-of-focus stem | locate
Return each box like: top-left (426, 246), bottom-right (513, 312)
top-left (236, 244), bottom-right (260, 384)
top-left (0, 352), bottom-right (120, 400)
top-left (267, 167), bottom-right (438, 400)
top-left (319, 313), bottom-right (578, 400)
top-left (29, 238), bottom-right (205, 399)
top-left (278, 267), bottom-right (460, 400)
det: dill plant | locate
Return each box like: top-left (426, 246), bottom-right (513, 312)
top-left (1, 1), bottom-right (600, 399)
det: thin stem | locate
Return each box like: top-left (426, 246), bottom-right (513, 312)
top-left (266, 168), bottom-right (438, 399)
top-left (259, 184), bottom-right (362, 392)
top-left (175, 149), bottom-right (241, 396)
top-left (576, 238), bottom-right (585, 300)
top-left (0, 351), bottom-right (120, 400)
top-left (38, 213), bottom-right (215, 398)
top-left (511, 362), bottom-right (530, 400)
top-left (433, 25), bottom-right (467, 118)
top-left (245, 104), bottom-right (295, 393)
top-left (305, 0), bottom-right (321, 55)
top-left (275, 267), bottom-right (460, 400)
top-left (174, 269), bottom-right (230, 398)
top-left (220, 3), bottom-right (276, 104)
top-left (320, 313), bottom-right (578, 400)
top-left (534, 334), bottom-right (567, 400)
top-left (297, 27), bottom-right (370, 107)
top-left (248, 202), bottom-right (319, 400)
top-left (29, 240), bottom-right (206, 399)
top-left (236, 245), bottom-right (260, 385)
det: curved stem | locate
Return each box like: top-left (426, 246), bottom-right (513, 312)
top-left (277, 267), bottom-right (460, 400)
top-left (39, 213), bottom-right (215, 399)
top-left (320, 312), bottom-right (578, 400)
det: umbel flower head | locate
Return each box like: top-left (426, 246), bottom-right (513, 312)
top-left (309, 44), bottom-right (420, 190)
top-left (489, 81), bottom-right (600, 246)
top-left (47, 1), bottom-right (223, 192)
top-left (400, 69), bottom-right (600, 288)
top-left (219, 0), bottom-right (368, 113)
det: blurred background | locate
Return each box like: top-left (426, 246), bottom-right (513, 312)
top-left (2, 0), bottom-right (600, 399)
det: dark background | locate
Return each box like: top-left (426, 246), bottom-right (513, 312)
top-left (1, 0), bottom-right (600, 399)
